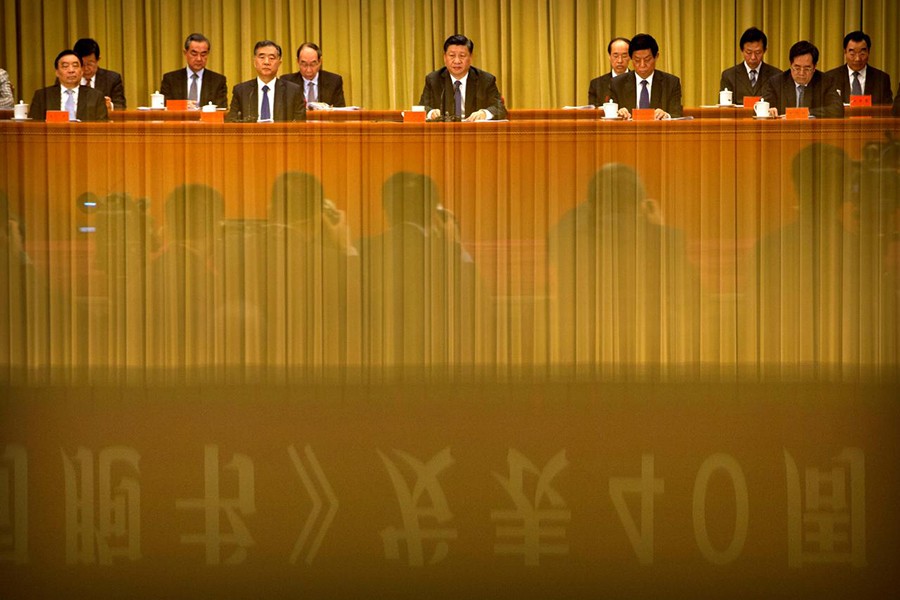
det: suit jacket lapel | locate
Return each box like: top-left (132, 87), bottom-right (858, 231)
top-left (248, 84), bottom-right (259, 120)
top-left (441, 70), bottom-right (453, 115)
top-left (651, 74), bottom-right (662, 108)
top-left (273, 80), bottom-right (285, 121)
top-left (627, 73), bottom-right (638, 108)
top-left (739, 67), bottom-right (753, 93)
top-left (465, 68), bottom-right (478, 116)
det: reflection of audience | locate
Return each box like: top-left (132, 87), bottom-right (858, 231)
top-left (266, 171), bottom-right (361, 367)
top-left (89, 193), bottom-right (157, 366)
top-left (362, 172), bottom-right (480, 367)
top-left (548, 164), bottom-right (698, 370)
top-left (858, 139), bottom-right (900, 362)
top-left (752, 144), bottom-right (859, 367)
top-left (0, 191), bottom-right (32, 367)
top-left (151, 184), bottom-right (223, 369)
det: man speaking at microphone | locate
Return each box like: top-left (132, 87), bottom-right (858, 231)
top-left (419, 34), bottom-right (507, 121)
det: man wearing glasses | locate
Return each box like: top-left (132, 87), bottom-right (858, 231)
top-left (282, 42), bottom-right (346, 109)
top-left (761, 41), bottom-right (843, 118)
top-left (719, 27), bottom-right (781, 105)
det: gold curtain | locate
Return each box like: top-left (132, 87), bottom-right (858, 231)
top-left (2, 0), bottom-right (895, 110)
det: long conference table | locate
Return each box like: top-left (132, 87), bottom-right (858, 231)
top-left (2, 114), bottom-right (900, 598)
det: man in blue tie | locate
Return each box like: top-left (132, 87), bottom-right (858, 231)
top-left (761, 41), bottom-right (843, 118)
top-left (609, 33), bottom-right (683, 120)
top-left (28, 49), bottom-right (108, 121)
top-left (225, 40), bottom-right (306, 122)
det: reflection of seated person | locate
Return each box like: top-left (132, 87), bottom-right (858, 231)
top-left (79, 192), bottom-right (158, 368)
top-left (856, 138), bottom-right (900, 362)
top-left (151, 184), bottom-right (224, 368)
top-left (362, 172), bottom-right (480, 366)
top-left (548, 163), bottom-right (698, 370)
top-left (1, 191), bottom-right (33, 366)
top-left (750, 144), bottom-right (859, 367)
top-left (266, 171), bottom-right (360, 367)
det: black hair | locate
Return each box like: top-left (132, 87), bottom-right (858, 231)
top-left (843, 31), bottom-right (871, 51)
top-left (443, 35), bottom-right (474, 53)
top-left (739, 27), bottom-right (768, 51)
top-left (789, 40), bottom-right (819, 65)
top-left (628, 34), bottom-right (659, 58)
top-left (73, 38), bottom-right (101, 59)
top-left (54, 50), bottom-right (81, 69)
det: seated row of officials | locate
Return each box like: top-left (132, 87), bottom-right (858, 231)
top-left (21, 29), bottom-right (900, 122)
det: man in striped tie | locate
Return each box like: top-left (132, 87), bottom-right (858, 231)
top-left (719, 27), bottom-right (781, 105)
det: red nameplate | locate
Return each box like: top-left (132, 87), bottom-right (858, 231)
top-left (199, 111), bottom-right (224, 123)
top-left (166, 99), bottom-right (189, 111)
top-left (45, 110), bottom-right (70, 123)
top-left (785, 107), bottom-right (810, 120)
top-left (743, 96), bottom-right (761, 109)
top-left (632, 108), bottom-right (655, 121)
top-left (402, 111), bottom-right (426, 123)
top-left (849, 95), bottom-right (872, 106)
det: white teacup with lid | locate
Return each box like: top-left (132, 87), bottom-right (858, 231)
top-left (13, 100), bottom-right (28, 119)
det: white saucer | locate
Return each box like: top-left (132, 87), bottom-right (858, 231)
top-left (137, 106), bottom-right (167, 111)
top-left (751, 115), bottom-right (772, 119)
top-left (10, 117), bottom-right (32, 121)
top-left (601, 116), bottom-right (622, 120)
top-left (717, 103), bottom-right (736, 107)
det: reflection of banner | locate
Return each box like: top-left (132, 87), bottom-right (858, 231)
top-left (2, 381), bottom-right (899, 598)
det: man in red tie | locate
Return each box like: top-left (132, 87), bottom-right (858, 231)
top-left (72, 38), bottom-right (126, 111)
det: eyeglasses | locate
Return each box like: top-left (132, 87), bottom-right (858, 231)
top-left (790, 65), bottom-right (814, 74)
top-left (300, 61), bottom-right (320, 68)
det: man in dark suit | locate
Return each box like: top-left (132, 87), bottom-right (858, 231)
top-left (588, 37), bottom-right (630, 106)
top-left (719, 27), bottom-right (781, 104)
top-left (73, 38), bottom-right (126, 110)
top-left (159, 33), bottom-right (228, 109)
top-left (419, 34), bottom-right (506, 121)
top-left (225, 40), bottom-right (306, 122)
top-left (281, 42), bottom-right (346, 108)
top-left (894, 90), bottom-right (900, 117)
top-left (29, 50), bottom-right (109, 121)
top-left (761, 41), bottom-right (843, 118)
top-left (824, 31), bottom-right (893, 105)
top-left (609, 33), bottom-right (683, 119)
